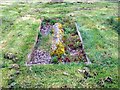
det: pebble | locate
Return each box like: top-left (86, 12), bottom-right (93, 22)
top-left (11, 64), bottom-right (20, 70)
top-left (9, 82), bottom-right (16, 88)
top-left (4, 52), bottom-right (16, 60)
top-left (63, 72), bottom-right (69, 76)
top-left (104, 77), bottom-right (113, 83)
top-left (78, 69), bottom-right (85, 73)
top-left (4, 52), bottom-right (19, 63)
top-left (83, 67), bottom-right (90, 72)
top-left (78, 67), bottom-right (91, 79)
top-left (15, 70), bottom-right (20, 75)
top-left (12, 57), bottom-right (19, 63)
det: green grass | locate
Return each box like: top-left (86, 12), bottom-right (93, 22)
top-left (0, 2), bottom-right (118, 88)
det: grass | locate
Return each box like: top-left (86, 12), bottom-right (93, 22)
top-left (0, 1), bottom-right (119, 88)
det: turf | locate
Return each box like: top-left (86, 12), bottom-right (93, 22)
top-left (0, 1), bottom-right (119, 88)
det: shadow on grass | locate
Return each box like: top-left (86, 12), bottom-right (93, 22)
top-left (107, 16), bottom-right (120, 35)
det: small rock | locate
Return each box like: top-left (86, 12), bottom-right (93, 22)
top-left (12, 57), bottom-right (19, 63)
top-left (9, 82), bottom-right (16, 88)
top-left (104, 77), bottom-right (113, 83)
top-left (78, 67), bottom-right (91, 79)
top-left (11, 64), bottom-right (20, 70)
top-left (4, 52), bottom-right (16, 60)
top-left (83, 67), bottom-right (90, 73)
top-left (93, 72), bottom-right (98, 76)
top-left (84, 70), bottom-right (91, 79)
top-left (15, 70), bottom-right (20, 75)
top-left (63, 72), bottom-right (69, 76)
top-left (78, 69), bottom-right (85, 73)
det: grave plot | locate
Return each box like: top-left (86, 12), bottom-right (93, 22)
top-left (27, 17), bottom-right (91, 65)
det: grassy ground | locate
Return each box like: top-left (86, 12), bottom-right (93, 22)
top-left (0, 1), bottom-right (119, 88)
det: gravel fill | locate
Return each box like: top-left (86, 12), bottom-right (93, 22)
top-left (27, 49), bottom-right (51, 65)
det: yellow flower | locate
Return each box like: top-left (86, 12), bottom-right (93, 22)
top-left (58, 23), bottom-right (63, 29)
top-left (51, 23), bottom-right (65, 57)
top-left (53, 42), bottom-right (65, 56)
top-left (115, 17), bottom-right (120, 22)
top-left (59, 29), bottom-right (64, 35)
